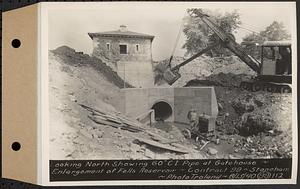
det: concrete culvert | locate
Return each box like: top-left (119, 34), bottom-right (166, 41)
top-left (151, 101), bottom-right (172, 121)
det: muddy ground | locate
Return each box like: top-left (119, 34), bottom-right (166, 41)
top-left (49, 47), bottom-right (293, 160)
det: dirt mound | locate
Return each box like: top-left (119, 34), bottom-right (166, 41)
top-left (51, 46), bottom-right (132, 88)
top-left (154, 54), bottom-right (293, 158)
top-left (231, 94), bottom-right (264, 115)
top-left (237, 112), bottom-right (278, 136)
top-left (183, 81), bottom-right (292, 158)
top-left (231, 93), bottom-right (291, 136)
top-left (49, 46), bottom-right (206, 160)
top-left (231, 94), bottom-right (277, 136)
top-left (154, 55), bottom-right (256, 87)
top-left (186, 73), bottom-right (254, 88)
top-left (49, 47), bottom-right (125, 159)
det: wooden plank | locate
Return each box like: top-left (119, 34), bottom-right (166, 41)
top-left (92, 111), bottom-right (105, 116)
top-left (118, 116), bottom-right (141, 126)
top-left (89, 115), bottom-right (121, 128)
top-left (80, 104), bottom-right (116, 116)
top-left (161, 139), bottom-right (182, 144)
top-left (81, 104), bottom-right (145, 132)
top-left (92, 114), bottom-right (108, 121)
top-left (170, 143), bottom-right (191, 152)
top-left (147, 131), bottom-right (171, 143)
top-left (102, 113), bottom-right (119, 120)
top-left (81, 104), bottom-right (142, 126)
top-left (124, 125), bottom-right (144, 132)
top-left (89, 115), bottom-right (141, 132)
top-left (102, 115), bottom-right (122, 124)
top-left (135, 137), bottom-right (189, 154)
top-left (199, 141), bottom-right (210, 151)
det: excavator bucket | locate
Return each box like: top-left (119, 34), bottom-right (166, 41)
top-left (163, 68), bottom-right (181, 85)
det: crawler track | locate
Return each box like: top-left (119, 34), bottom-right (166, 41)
top-left (240, 81), bottom-right (292, 93)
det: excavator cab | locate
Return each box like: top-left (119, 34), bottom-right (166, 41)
top-left (162, 10), bottom-right (292, 92)
top-left (240, 41), bottom-right (292, 93)
top-left (260, 41), bottom-right (291, 76)
top-left (258, 41), bottom-right (292, 86)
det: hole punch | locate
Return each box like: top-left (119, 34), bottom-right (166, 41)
top-left (11, 142), bottom-right (21, 151)
top-left (11, 39), bottom-right (21, 48)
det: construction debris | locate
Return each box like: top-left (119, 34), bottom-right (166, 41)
top-left (199, 141), bottom-right (210, 151)
top-left (134, 137), bottom-right (189, 154)
top-left (207, 147), bottom-right (218, 155)
top-left (49, 45), bottom-right (292, 160)
top-left (236, 112), bottom-right (277, 136)
top-left (80, 104), bottom-right (192, 155)
top-left (80, 104), bottom-right (145, 133)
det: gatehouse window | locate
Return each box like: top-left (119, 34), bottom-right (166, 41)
top-left (136, 44), bottom-right (139, 52)
top-left (119, 44), bottom-right (127, 54)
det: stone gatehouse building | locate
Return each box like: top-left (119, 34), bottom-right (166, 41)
top-left (88, 25), bottom-right (155, 88)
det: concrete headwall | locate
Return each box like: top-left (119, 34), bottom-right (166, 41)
top-left (174, 87), bottom-right (217, 124)
top-left (120, 88), bottom-right (174, 122)
top-left (118, 87), bottom-right (218, 126)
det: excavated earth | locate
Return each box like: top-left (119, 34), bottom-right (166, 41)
top-left (49, 46), bottom-right (205, 160)
top-left (50, 47), bottom-right (293, 160)
top-left (156, 55), bottom-right (293, 158)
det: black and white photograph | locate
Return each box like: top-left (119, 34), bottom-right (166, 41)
top-left (43, 1), bottom-right (297, 184)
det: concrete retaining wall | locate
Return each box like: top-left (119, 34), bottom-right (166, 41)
top-left (117, 61), bottom-right (154, 88)
top-left (118, 87), bottom-right (218, 127)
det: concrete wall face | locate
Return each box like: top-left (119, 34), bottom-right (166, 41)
top-left (119, 87), bottom-right (218, 127)
top-left (122, 88), bottom-right (174, 122)
top-left (173, 88), bottom-right (213, 124)
top-left (92, 37), bottom-right (154, 88)
top-left (117, 61), bottom-right (154, 88)
top-left (123, 88), bottom-right (149, 119)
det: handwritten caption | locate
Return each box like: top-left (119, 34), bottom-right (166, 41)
top-left (50, 159), bottom-right (292, 181)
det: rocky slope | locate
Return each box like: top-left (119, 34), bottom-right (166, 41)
top-left (49, 46), bottom-right (205, 160)
top-left (179, 56), bottom-right (293, 158)
top-left (49, 46), bottom-right (293, 160)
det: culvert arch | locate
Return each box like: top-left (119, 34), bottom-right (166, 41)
top-left (151, 100), bottom-right (173, 121)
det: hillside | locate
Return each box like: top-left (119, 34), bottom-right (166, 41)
top-left (49, 46), bottom-right (292, 160)
top-left (49, 47), bottom-right (123, 159)
top-left (49, 46), bottom-right (205, 159)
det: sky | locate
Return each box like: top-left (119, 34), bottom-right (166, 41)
top-left (48, 2), bottom-right (296, 61)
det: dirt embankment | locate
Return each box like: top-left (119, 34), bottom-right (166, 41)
top-left (180, 55), bottom-right (293, 158)
top-left (50, 46), bottom-right (292, 159)
top-left (49, 46), bottom-right (125, 159)
top-left (49, 46), bottom-right (206, 160)
top-left (51, 46), bottom-right (132, 88)
top-left (154, 55), bottom-right (256, 87)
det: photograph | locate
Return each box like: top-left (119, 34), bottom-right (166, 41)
top-left (47, 2), bottom-right (295, 162)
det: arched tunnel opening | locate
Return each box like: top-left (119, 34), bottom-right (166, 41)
top-left (151, 101), bottom-right (173, 121)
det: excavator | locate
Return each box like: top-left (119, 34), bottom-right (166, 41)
top-left (163, 9), bottom-right (292, 93)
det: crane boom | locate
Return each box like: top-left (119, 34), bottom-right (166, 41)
top-left (162, 9), bottom-right (291, 93)
top-left (162, 10), bottom-right (263, 85)
top-left (194, 10), bottom-right (261, 73)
